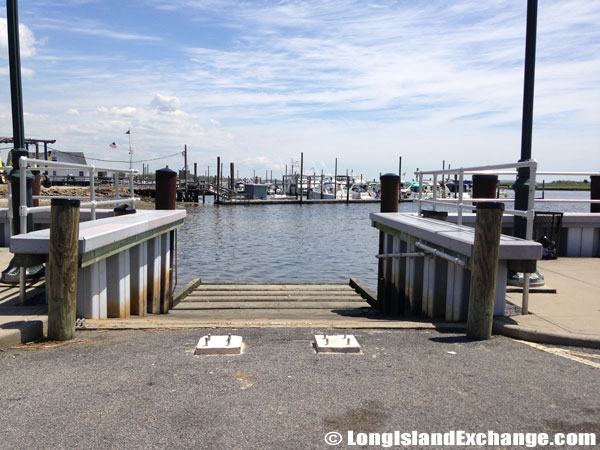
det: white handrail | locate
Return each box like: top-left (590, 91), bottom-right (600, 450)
top-left (18, 155), bottom-right (139, 227)
top-left (414, 163), bottom-right (599, 316)
top-left (415, 160), bottom-right (538, 233)
top-left (415, 160), bottom-right (539, 316)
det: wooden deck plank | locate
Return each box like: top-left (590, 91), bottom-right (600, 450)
top-left (183, 295), bottom-right (366, 302)
top-left (193, 284), bottom-right (354, 291)
top-left (174, 301), bottom-right (370, 310)
top-left (188, 289), bottom-right (357, 296)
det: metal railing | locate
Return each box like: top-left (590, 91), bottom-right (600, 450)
top-left (416, 166), bottom-right (600, 235)
top-left (415, 160), bottom-right (538, 240)
top-left (17, 156), bottom-right (139, 238)
top-left (414, 162), bottom-right (600, 315)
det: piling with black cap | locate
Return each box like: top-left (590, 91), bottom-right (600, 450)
top-left (48, 198), bottom-right (80, 341)
top-left (380, 173), bottom-right (400, 213)
top-left (114, 203), bottom-right (136, 216)
top-left (377, 173), bottom-right (400, 315)
top-left (155, 167), bottom-right (176, 313)
top-left (472, 174), bottom-right (498, 199)
top-left (155, 167), bottom-right (177, 210)
top-left (467, 201), bottom-right (505, 340)
top-left (591, 176), bottom-right (600, 213)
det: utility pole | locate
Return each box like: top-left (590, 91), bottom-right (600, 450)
top-left (184, 144), bottom-right (188, 201)
top-left (334, 157), bottom-right (338, 200)
top-left (3, 0), bottom-right (38, 285)
top-left (398, 156), bottom-right (402, 180)
top-left (514, 0), bottom-right (538, 240)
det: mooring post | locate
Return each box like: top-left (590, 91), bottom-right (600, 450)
top-left (216, 156), bottom-right (221, 204)
top-left (591, 175), bottom-right (600, 213)
top-left (155, 167), bottom-right (176, 313)
top-left (377, 173), bottom-right (400, 314)
top-left (334, 158), bottom-right (338, 200)
top-left (48, 198), bottom-right (80, 341)
top-left (467, 202), bottom-right (505, 340)
top-left (346, 174), bottom-right (350, 204)
top-left (300, 152), bottom-right (304, 204)
top-left (32, 169), bottom-right (40, 207)
top-left (467, 173), bottom-right (503, 340)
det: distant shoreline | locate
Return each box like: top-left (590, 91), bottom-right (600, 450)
top-left (536, 187), bottom-right (591, 191)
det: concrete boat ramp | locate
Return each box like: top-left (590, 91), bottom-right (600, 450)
top-left (83, 281), bottom-right (462, 330)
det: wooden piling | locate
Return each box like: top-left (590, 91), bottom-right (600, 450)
top-left (591, 175), bottom-right (600, 213)
top-left (230, 162), bottom-right (235, 191)
top-left (346, 173), bottom-right (350, 204)
top-left (300, 152), bottom-right (304, 204)
top-left (216, 156), bottom-right (221, 203)
top-left (155, 167), bottom-right (176, 313)
top-left (32, 170), bottom-right (40, 207)
top-left (48, 198), bottom-right (80, 341)
top-left (467, 202), bottom-right (505, 340)
top-left (334, 158), bottom-right (338, 200)
top-left (320, 171), bottom-right (324, 199)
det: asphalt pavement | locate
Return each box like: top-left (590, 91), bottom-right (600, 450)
top-left (1, 328), bottom-right (598, 449)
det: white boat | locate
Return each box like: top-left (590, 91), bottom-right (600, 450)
top-left (349, 181), bottom-right (376, 199)
top-left (309, 181), bottom-right (347, 199)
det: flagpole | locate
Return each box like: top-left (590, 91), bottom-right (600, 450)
top-left (127, 129), bottom-right (132, 170)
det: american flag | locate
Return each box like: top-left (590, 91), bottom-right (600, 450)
top-left (109, 142), bottom-right (117, 148)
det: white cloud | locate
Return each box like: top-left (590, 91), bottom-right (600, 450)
top-left (0, 18), bottom-right (40, 58)
top-left (150, 94), bottom-right (182, 113)
top-left (98, 106), bottom-right (138, 116)
top-left (66, 108), bottom-right (80, 115)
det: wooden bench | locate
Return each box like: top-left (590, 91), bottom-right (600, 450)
top-left (10, 209), bottom-right (186, 319)
top-left (371, 212), bottom-right (543, 321)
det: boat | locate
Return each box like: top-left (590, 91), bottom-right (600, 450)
top-left (348, 181), bottom-right (376, 199)
top-left (308, 181), bottom-right (347, 199)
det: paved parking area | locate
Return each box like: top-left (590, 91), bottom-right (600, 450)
top-left (1, 328), bottom-right (598, 449)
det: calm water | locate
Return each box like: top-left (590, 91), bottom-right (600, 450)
top-left (174, 190), bottom-right (592, 291)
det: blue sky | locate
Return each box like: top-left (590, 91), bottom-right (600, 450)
top-left (1, 0), bottom-right (599, 179)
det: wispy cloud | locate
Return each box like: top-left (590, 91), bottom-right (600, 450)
top-left (35, 17), bottom-right (162, 42)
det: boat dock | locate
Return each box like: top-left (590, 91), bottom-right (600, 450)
top-left (3, 257), bottom-right (600, 347)
top-left (80, 280), bottom-right (465, 330)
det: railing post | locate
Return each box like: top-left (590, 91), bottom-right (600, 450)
top-left (89, 165), bottom-right (96, 220)
top-left (48, 198), bottom-right (80, 341)
top-left (417, 171), bottom-right (423, 215)
top-left (377, 173), bottom-right (400, 315)
top-left (432, 174), bottom-right (438, 210)
top-left (457, 170), bottom-right (464, 226)
top-left (467, 201), bottom-right (505, 340)
top-left (129, 170), bottom-right (135, 209)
